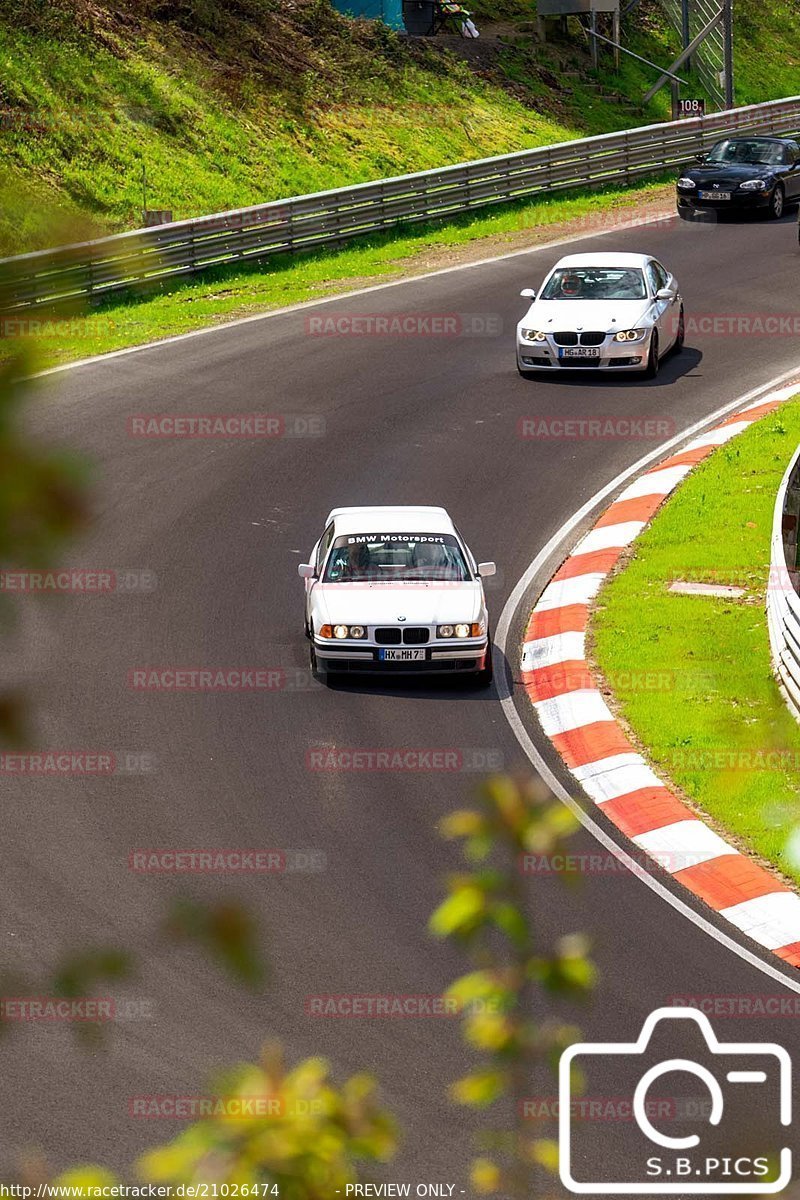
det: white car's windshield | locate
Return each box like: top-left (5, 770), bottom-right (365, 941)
top-left (706, 138), bottom-right (784, 165)
top-left (540, 267), bottom-right (647, 301)
top-left (323, 533), bottom-right (470, 582)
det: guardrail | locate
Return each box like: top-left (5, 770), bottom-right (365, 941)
top-left (767, 444), bottom-right (800, 722)
top-left (2, 94), bottom-right (799, 313)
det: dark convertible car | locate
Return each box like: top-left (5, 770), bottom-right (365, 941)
top-left (676, 135), bottom-right (800, 219)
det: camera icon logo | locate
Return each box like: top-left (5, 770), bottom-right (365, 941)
top-left (559, 1006), bottom-right (791, 1194)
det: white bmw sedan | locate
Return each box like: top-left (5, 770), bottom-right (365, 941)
top-left (516, 251), bottom-right (684, 378)
top-left (299, 506), bottom-right (495, 686)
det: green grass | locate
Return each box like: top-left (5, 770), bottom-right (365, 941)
top-left (12, 176), bottom-right (671, 369)
top-left (592, 398), bottom-right (800, 885)
top-left (0, 1), bottom-right (668, 257)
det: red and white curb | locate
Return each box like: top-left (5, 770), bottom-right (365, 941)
top-left (521, 383), bottom-right (800, 968)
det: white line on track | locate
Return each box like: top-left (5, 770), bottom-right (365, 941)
top-left (495, 364), bottom-right (800, 993)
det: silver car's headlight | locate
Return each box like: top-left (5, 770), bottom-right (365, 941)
top-left (677, 177), bottom-right (696, 189)
top-left (331, 624), bottom-right (366, 639)
top-left (614, 328), bottom-right (647, 342)
top-left (739, 179), bottom-right (768, 191)
top-left (520, 328), bottom-right (547, 342)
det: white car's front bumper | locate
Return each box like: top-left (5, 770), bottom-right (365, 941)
top-left (517, 331), bottom-right (652, 372)
top-left (312, 636), bottom-right (490, 676)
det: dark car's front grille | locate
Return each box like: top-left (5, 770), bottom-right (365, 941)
top-left (375, 628), bottom-right (402, 645)
top-left (553, 332), bottom-right (578, 346)
top-left (402, 627), bottom-right (429, 645)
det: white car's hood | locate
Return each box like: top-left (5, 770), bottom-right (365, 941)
top-left (311, 581), bottom-right (483, 626)
top-left (519, 298), bottom-right (653, 333)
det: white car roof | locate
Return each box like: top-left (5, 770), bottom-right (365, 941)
top-left (552, 252), bottom-right (654, 268)
top-left (326, 505), bottom-right (455, 535)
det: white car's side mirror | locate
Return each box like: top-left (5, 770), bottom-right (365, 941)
top-left (478, 562), bottom-right (496, 577)
top-left (656, 287), bottom-right (675, 300)
top-left (298, 563), bottom-right (316, 579)
top-left (520, 288), bottom-right (536, 299)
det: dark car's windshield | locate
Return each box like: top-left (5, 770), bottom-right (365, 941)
top-left (323, 533), bottom-right (470, 582)
top-left (539, 267), bottom-right (646, 301)
top-left (706, 138), bottom-right (785, 166)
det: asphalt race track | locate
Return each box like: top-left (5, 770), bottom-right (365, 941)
top-left (3, 209), bottom-right (800, 1191)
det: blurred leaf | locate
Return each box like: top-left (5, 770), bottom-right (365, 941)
top-left (165, 898), bottom-right (267, 988)
top-left (470, 1157), bottom-right (501, 1193)
top-left (428, 884), bottom-right (486, 938)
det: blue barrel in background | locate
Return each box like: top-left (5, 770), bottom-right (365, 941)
top-left (331, 0), bottom-right (404, 27)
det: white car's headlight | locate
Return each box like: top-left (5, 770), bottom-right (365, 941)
top-left (520, 328), bottom-right (547, 342)
top-left (739, 179), bottom-right (768, 191)
top-left (322, 624), bottom-right (366, 640)
top-left (677, 177), bottom-right (696, 189)
top-left (614, 328), bottom-right (647, 342)
top-left (437, 622), bottom-right (484, 638)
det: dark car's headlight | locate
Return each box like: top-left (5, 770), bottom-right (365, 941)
top-left (614, 328), bottom-right (647, 343)
top-left (739, 179), bottom-right (769, 191)
top-left (677, 177), bottom-right (696, 189)
top-left (319, 624), bottom-right (366, 639)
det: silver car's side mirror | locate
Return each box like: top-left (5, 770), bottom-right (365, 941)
top-left (656, 287), bottom-right (675, 300)
top-left (298, 563), bottom-right (316, 579)
top-left (520, 288), bottom-right (536, 299)
top-left (478, 562), bottom-right (497, 577)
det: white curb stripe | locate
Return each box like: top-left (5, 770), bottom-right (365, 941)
top-left (572, 521), bottom-right (646, 555)
top-left (571, 752), bottom-right (648, 782)
top-left (521, 630), bottom-right (586, 671)
top-left (719, 893), bottom-right (800, 950)
top-left (614, 464), bottom-right (692, 500)
top-left (579, 760), bottom-right (667, 803)
top-left (681, 420), bottom-right (753, 451)
top-left (532, 690), bottom-right (614, 737)
top-left (534, 573), bottom-right (606, 611)
top-left (632, 820), bottom-right (734, 871)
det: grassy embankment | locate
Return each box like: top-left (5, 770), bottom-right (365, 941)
top-left (592, 398), bottom-right (800, 887)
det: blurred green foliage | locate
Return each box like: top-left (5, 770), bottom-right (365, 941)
top-left (430, 775), bottom-right (596, 1196)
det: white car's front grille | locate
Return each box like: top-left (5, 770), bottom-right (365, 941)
top-left (374, 627), bottom-right (430, 645)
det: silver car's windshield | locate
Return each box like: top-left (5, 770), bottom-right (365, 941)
top-left (323, 533), bottom-right (470, 582)
top-left (539, 267), bottom-right (647, 301)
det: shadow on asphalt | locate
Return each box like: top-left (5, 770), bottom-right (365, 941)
top-left (517, 346), bottom-right (703, 388)
top-left (321, 643), bottom-right (514, 702)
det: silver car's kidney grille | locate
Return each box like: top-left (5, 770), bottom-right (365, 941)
top-left (552, 331), bottom-right (606, 346)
